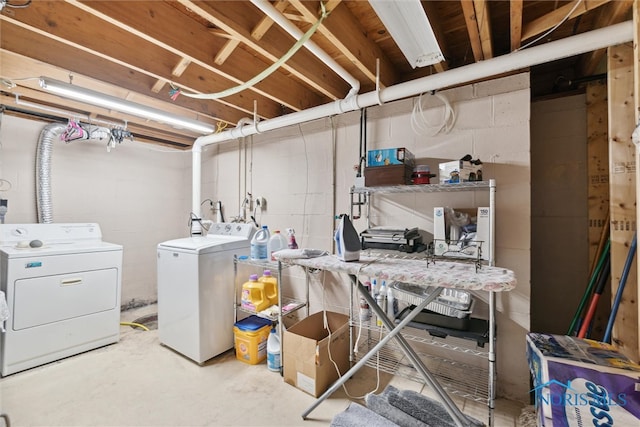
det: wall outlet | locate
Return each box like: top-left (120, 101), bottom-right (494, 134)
top-left (255, 196), bottom-right (266, 210)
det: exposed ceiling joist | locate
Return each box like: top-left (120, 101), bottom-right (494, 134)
top-left (0, 0), bottom-right (629, 146)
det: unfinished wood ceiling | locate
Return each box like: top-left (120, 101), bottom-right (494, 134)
top-left (0, 0), bottom-right (633, 148)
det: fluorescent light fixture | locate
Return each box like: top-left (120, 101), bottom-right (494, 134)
top-left (369, 0), bottom-right (444, 68)
top-left (39, 77), bottom-right (215, 134)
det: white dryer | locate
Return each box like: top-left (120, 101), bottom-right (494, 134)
top-left (157, 223), bottom-right (255, 364)
top-left (0, 223), bottom-right (123, 376)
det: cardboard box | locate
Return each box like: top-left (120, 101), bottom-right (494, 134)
top-left (364, 164), bottom-right (413, 187)
top-left (433, 207), bottom-right (490, 261)
top-left (367, 147), bottom-right (415, 167)
top-left (283, 311), bottom-right (350, 397)
top-left (439, 160), bottom-right (483, 184)
top-left (526, 333), bottom-right (640, 426)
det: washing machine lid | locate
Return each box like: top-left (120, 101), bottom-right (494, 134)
top-left (158, 235), bottom-right (249, 254)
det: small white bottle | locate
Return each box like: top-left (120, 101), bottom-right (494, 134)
top-left (266, 327), bottom-right (281, 372)
top-left (267, 230), bottom-right (287, 261)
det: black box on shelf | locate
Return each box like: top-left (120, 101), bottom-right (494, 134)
top-left (363, 164), bottom-right (413, 187)
top-left (397, 306), bottom-right (470, 330)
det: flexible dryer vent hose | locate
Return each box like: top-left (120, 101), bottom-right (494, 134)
top-left (35, 123), bottom-right (65, 224)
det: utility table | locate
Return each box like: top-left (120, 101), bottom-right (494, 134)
top-left (275, 252), bottom-right (516, 427)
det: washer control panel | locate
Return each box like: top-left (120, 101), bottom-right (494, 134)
top-left (208, 222), bottom-right (256, 239)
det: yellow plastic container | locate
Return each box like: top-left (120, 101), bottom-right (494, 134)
top-left (241, 274), bottom-right (273, 313)
top-left (233, 316), bottom-right (272, 365)
top-left (259, 270), bottom-right (279, 307)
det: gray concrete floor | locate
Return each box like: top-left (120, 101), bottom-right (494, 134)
top-left (1, 305), bottom-right (524, 426)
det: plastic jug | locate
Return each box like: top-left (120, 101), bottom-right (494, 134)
top-left (266, 327), bottom-right (281, 372)
top-left (259, 270), bottom-right (279, 306)
top-left (268, 230), bottom-right (287, 261)
top-left (250, 225), bottom-right (270, 261)
top-left (241, 274), bottom-right (271, 312)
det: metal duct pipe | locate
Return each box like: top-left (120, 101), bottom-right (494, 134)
top-left (191, 20), bottom-right (634, 218)
top-left (36, 123), bottom-right (65, 223)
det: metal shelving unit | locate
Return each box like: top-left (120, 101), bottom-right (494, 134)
top-left (354, 321), bottom-right (490, 403)
top-left (233, 256), bottom-right (309, 370)
top-left (348, 179), bottom-right (499, 425)
top-left (355, 326), bottom-right (490, 403)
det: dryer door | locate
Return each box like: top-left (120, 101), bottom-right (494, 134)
top-left (13, 268), bottom-right (119, 330)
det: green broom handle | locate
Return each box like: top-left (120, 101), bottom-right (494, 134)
top-left (567, 239), bottom-right (610, 335)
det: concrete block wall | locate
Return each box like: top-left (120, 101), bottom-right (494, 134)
top-left (0, 72), bottom-right (532, 402)
top-left (202, 73), bottom-right (532, 401)
top-left (0, 116), bottom-right (191, 306)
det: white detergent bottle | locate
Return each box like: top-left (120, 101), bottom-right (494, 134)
top-left (268, 230), bottom-right (288, 261)
top-left (250, 225), bottom-right (270, 261)
top-left (266, 327), bottom-right (281, 372)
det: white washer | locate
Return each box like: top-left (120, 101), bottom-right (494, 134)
top-left (157, 223), bottom-right (255, 364)
top-left (0, 223), bottom-right (123, 377)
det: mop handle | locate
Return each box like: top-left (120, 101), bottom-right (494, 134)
top-left (567, 240), bottom-right (610, 335)
top-left (603, 233), bottom-right (637, 343)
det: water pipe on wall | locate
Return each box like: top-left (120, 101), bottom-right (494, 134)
top-left (190, 21), bottom-right (634, 226)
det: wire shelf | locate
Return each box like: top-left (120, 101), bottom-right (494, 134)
top-left (355, 334), bottom-right (489, 404)
top-left (355, 322), bottom-right (489, 359)
top-left (236, 297), bottom-right (306, 321)
top-left (234, 256), bottom-right (291, 270)
top-left (351, 181), bottom-right (492, 195)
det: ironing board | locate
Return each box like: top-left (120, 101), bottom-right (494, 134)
top-left (275, 253), bottom-right (516, 427)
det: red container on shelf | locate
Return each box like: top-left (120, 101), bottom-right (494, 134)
top-left (411, 165), bottom-right (435, 185)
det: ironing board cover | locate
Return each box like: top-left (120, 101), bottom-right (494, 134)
top-left (274, 253), bottom-right (516, 292)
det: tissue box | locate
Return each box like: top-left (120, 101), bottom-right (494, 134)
top-left (283, 311), bottom-right (350, 397)
top-left (433, 207), bottom-right (490, 261)
top-left (367, 148), bottom-right (415, 167)
top-left (526, 333), bottom-right (640, 426)
top-left (439, 160), bottom-right (482, 184)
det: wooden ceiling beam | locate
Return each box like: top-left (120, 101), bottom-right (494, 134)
top-left (0, 52), bottom-right (212, 144)
top-left (0, 26), bottom-right (242, 126)
top-left (214, 40), bottom-right (241, 66)
top-left (460, 0), bottom-right (484, 62)
top-left (73, 0), bottom-right (323, 112)
top-left (474, 0), bottom-right (494, 59)
top-left (422, 1), bottom-right (449, 73)
top-left (510, 0), bottom-right (523, 51)
top-left (5, 1), bottom-right (280, 119)
top-left (179, 0), bottom-right (349, 100)
top-left (578, 0), bottom-right (634, 77)
top-left (251, 0), bottom-right (288, 41)
top-left (288, 0), bottom-right (397, 86)
top-left (521, 0), bottom-right (611, 42)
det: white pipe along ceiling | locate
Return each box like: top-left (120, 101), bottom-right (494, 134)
top-left (250, 0), bottom-right (360, 98)
top-left (190, 20), bottom-right (634, 232)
